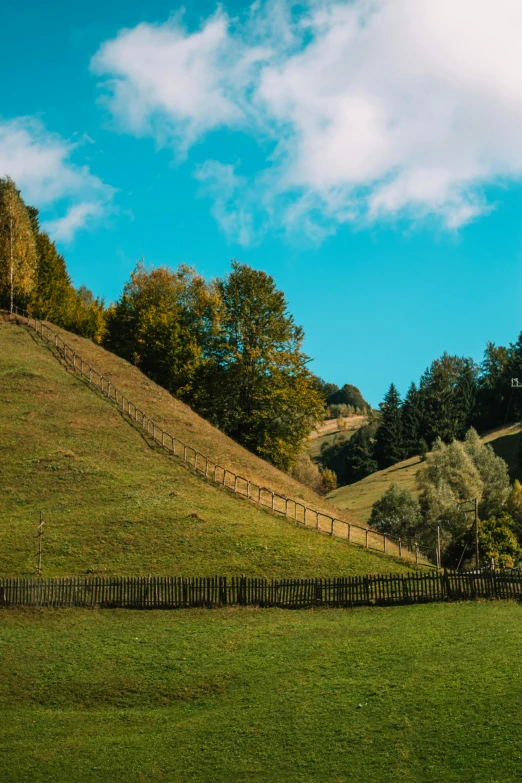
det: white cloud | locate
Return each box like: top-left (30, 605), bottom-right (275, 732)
top-left (43, 202), bottom-right (104, 243)
top-left (93, 0), bottom-right (522, 240)
top-left (0, 117), bottom-right (113, 241)
top-left (195, 160), bottom-right (255, 246)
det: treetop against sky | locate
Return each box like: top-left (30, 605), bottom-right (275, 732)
top-left (2, 0), bottom-right (521, 405)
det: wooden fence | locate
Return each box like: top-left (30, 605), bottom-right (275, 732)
top-left (4, 305), bottom-right (431, 566)
top-left (1, 571), bottom-right (520, 609)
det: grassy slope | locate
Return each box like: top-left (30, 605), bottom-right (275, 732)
top-left (0, 320), bottom-right (409, 577)
top-left (31, 318), bottom-right (355, 521)
top-left (1, 601), bottom-right (522, 783)
top-left (328, 423), bottom-right (522, 524)
top-left (306, 415), bottom-right (366, 460)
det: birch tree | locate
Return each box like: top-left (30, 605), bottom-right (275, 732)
top-left (0, 178), bottom-right (37, 312)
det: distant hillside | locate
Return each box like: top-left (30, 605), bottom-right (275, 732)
top-left (327, 424), bottom-right (522, 524)
top-left (307, 415), bottom-right (367, 460)
top-left (0, 318), bottom-right (413, 576)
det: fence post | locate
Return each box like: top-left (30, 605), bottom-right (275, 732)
top-left (365, 529), bottom-right (369, 548)
top-left (347, 523), bottom-right (351, 543)
top-left (383, 534), bottom-right (387, 553)
top-left (205, 458), bottom-right (209, 478)
top-left (234, 475), bottom-right (238, 492)
top-left (415, 544), bottom-right (419, 566)
top-left (247, 480), bottom-right (250, 499)
top-left (271, 492), bottom-right (275, 511)
top-left (399, 538), bottom-right (402, 558)
top-left (316, 512), bottom-right (319, 530)
top-left (330, 518), bottom-right (334, 536)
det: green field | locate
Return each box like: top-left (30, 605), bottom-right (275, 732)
top-left (328, 424), bottom-right (522, 524)
top-left (0, 318), bottom-right (408, 576)
top-left (1, 601), bottom-right (521, 782)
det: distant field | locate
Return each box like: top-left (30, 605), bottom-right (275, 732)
top-left (0, 319), bottom-right (408, 577)
top-left (327, 423), bottom-right (522, 524)
top-left (307, 415), bottom-right (366, 460)
top-left (1, 601), bottom-right (521, 783)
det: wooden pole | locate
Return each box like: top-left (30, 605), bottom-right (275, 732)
top-left (474, 498), bottom-right (480, 570)
top-left (437, 525), bottom-right (441, 570)
top-left (37, 512), bottom-right (44, 575)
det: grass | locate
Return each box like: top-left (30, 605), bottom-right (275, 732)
top-left (327, 456), bottom-right (422, 523)
top-left (306, 416), bottom-right (365, 460)
top-left (1, 601), bottom-right (522, 782)
top-left (328, 424), bottom-right (522, 524)
top-left (0, 319), bottom-right (409, 577)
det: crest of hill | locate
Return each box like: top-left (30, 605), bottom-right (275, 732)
top-left (327, 423), bottom-right (522, 525)
top-left (0, 318), bottom-right (413, 577)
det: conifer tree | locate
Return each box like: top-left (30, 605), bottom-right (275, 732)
top-left (0, 177), bottom-right (37, 311)
top-left (401, 382), bottom-right (424, 458)
top-left (374, 383), bottom-right (404, 468)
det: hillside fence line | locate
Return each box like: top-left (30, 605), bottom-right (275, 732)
top-left (4, 305), bottom-right (430, 566)
top-left (1, 570), bottom-right (519, 609)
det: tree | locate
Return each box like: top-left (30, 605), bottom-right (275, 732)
top-left (507, 480), bottom-right (522, 539)
top-left (0, 177), bottom-right (37, 311)
top-left (419, 354), bottom-right (478, 446)
top-left (416, 438), bottom-right (483, 560)
top-left (192, 261), bottom-right (324, 470)
top-left (290, 453), bottom-right (331, 495)
top-left (30, 230), bottom-right (76, 325)
top-left (463, 428), bottom-right (510, 518)
top-left (326, 383), bottom-right (368, 410)
top-left (104, 262), bottom-right (215, 396)
top-left (479, 513), bottom-right (521, 568)
top-left (369, 483), bottom-right (422, 540)
top-left (374, 384), bottom-right (404, 468)
top-left (320, 424), bottom-right (378, 485)
top-left (474, 342), bottom-right (512, 430)
top-left (401, 383), bottom-right (424, 459)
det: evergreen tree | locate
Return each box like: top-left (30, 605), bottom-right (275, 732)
top-left (474, 342), bottom-right (512, 430)
top-left (193, 261), bottom-right (324, 471)
top-left (319, 424), bottom-right (378, 485)
top-left (419, 354), bottom-right (478, 446)
top-left (0, 177), bottom-right (37, 311)
top-left (401, 382), bottom-right (423, 458)
top-left (374, 383), bottom-right (404, 468)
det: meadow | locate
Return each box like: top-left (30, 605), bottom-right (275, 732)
top-left (1, 601), bottom-right (521, 783)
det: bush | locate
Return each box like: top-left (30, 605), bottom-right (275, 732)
top-left (290, 454), bottom-right (327, 494)
top-left (369, 484), bottom-right (422, 539)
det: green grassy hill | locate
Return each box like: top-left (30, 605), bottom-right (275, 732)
top-left (327, 423), bottom-right (522, 524)
top-left (0, 317), bottom-right (411, 576)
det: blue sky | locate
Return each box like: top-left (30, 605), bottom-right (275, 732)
top-left (2, 0), bottom-right (522, 406)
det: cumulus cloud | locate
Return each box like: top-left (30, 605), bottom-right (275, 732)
top-left (93, 0), bottom-right (522, 239)
top-left (195, 160), bottom-right (255, 246)
top-left (0, 118), bottom-right (113, 241)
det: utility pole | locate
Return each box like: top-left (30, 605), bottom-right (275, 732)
top-left (474, 497), bottom-right (480, 571)
top-left (36, 512), bottom-right (44, 575)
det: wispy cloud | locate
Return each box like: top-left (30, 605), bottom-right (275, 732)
top-left (93, 0), bottom-right (522, 242)
top-left (0, 117), bottom-right (114, 242)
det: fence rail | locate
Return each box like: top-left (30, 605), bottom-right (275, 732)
top-left (4, 305), bottom-right (430, 566)
top-left (1, 571), bottom-right (520, 609)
